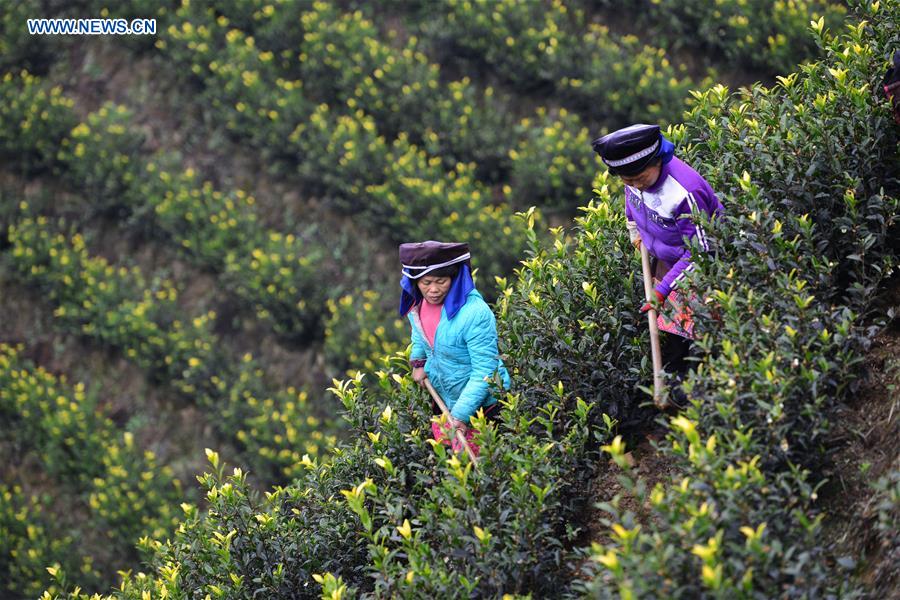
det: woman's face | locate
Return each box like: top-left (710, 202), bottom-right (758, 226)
top-left (620, 163), bottom-right (662, 191)
top-left (417, 275), bottom-right (452, 305)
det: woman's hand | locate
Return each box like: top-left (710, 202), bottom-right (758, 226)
top-left (632, 234), bottom-right (642, 251)
top-left (448, 416), bottom-right (467, 437)
top-left (640, 289), bottom-right (667, 314)
top-left (412, 367), bottom-right (426, 387)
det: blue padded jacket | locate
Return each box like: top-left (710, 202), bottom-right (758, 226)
top-left (408, 289), bottom-right (511, 422)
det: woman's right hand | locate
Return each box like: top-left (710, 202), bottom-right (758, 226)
top-left (632, 234), bottom-right (642, 251)
top-left (412, 367), bottom-right (426, 387)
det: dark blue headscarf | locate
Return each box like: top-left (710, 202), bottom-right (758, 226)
top-left (658, 135), bottom-right (675, 165)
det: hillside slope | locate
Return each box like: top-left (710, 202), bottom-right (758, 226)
top-left (28, 1), bottom-right (899, 598)
top-left (1, 0), bottom-right (897, 598)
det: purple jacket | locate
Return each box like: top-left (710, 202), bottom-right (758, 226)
top-left (625, 157), bottom-right (723, 297)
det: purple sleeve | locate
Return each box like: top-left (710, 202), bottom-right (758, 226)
top-left (656, 190), bottom-right (714, 297)
top-left (625, 197), bottom-right (634, 221)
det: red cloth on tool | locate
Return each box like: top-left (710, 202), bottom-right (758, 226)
top-left (431, 420), bottom-right (480, 456)
top-left (657, 288), bottom-right (696, 339)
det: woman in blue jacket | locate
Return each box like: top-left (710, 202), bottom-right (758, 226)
top-left (399, 241), bottom-right (511, 451)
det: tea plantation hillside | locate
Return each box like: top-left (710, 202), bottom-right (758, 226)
top-left (0, 0), bottom-right (898, 598)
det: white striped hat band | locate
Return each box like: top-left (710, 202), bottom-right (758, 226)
top-left (603, 139), bottom-right (660, 167)
top-left (401, 253), bottom-right (470, 279)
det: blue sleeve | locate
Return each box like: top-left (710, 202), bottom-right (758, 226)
top-left (450, 307), bottom-right (500, 422)
top-left (409, 315), bottom-right (426, 360)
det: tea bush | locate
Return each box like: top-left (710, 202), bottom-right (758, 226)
top-left (0, 73), bottom-right (326, 340)
top-left (192, 1), bottom-right (587, 219)
top-left (12, 1), bottom-right (899, 598)
top-left (497, 198), bottom-right (651, 430)
top-left (324, 290), bottom-right (407, 377)
top-left (412, 0), bottom-right (698, 125)
top-left (85, 0), bottom-right (838, 218)
top-left (154, 0), bottom-right (515, 182)
top-left (183, 0), bottom-right (309, 67)
top-left (151, 0), bottom-right (689, 211)
top-left (418, 80), bottom-right (513, 184)
top-left (28, 181), bottom-right (649, 599)
top-left (687, 45), bottom-right (897, 308)
top-left (4, 215), bottom-right (335, 484)
top-left (0, 71), bottom-right (75, 176)
top-left (287, 102), bottom-right (385, 199)
top-left (40, 3), bottom-right (897, 598)
top-left (0, 0), bottom-right (64, 75)
top-left (508, 108), bottom-right (595, 211)
top-left (143, 166), bottom-right (325, 340)
top-left (160, 11), bottom-right (313, 159)
top-left (136, 134), bottom-right (322, 341)
top-left (89, 0), bottom-right (634, 277)
top-left (579, 180), bottom-right (866, 597)
top-left (45, 351), bottom-right (610, 599)
top-left (0, 484), bottom-right (89, 599)
top-left (581, 2), bottom-right (899, 597)
top-left (363, 134), bottom-right (527, 278)
top-left (56, 104), bottom-right (146, 210)
top-left (294, 2), bottom-right (438, 139)
top-left (0, 344), bottom-right (183, 594)
top-left (7, 216), bottom-right (191, 366)
top-left (866, 465), bottom-right (900, 591)
top-left (582, 0), bottom-right (847, 74)
top-left (154, 2), bottom-right (528, 281)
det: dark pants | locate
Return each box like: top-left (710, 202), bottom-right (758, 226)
top-left (661, 332), bottom-right (692, 373)
top-left (651, 255), bottom-right (693, 374)
top-left (661, 333), bottom-right (692, 408)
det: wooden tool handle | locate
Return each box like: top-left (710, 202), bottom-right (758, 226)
top-left (423, 378), bottom-right (479, 466)
top-left (640, 244), bottom-right (666, 409)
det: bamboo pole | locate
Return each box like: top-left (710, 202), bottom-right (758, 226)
top-left (423, 378), bottom-right (479, 467)
top-left (640, 244), bottom-right (666, 409)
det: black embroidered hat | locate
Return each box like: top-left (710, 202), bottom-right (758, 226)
top-left (591, 123), bottom-right (662, 176)
top-left (398, 241), bottom-right (471, 280)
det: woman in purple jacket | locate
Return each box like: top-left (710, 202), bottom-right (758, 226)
top-left (592, 124), bottom-right (723, 389)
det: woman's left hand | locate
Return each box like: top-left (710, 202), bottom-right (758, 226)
top-left (448, 417), bottom-right (467, 436)
top-left (412, 367), bottom-right (426, 387)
